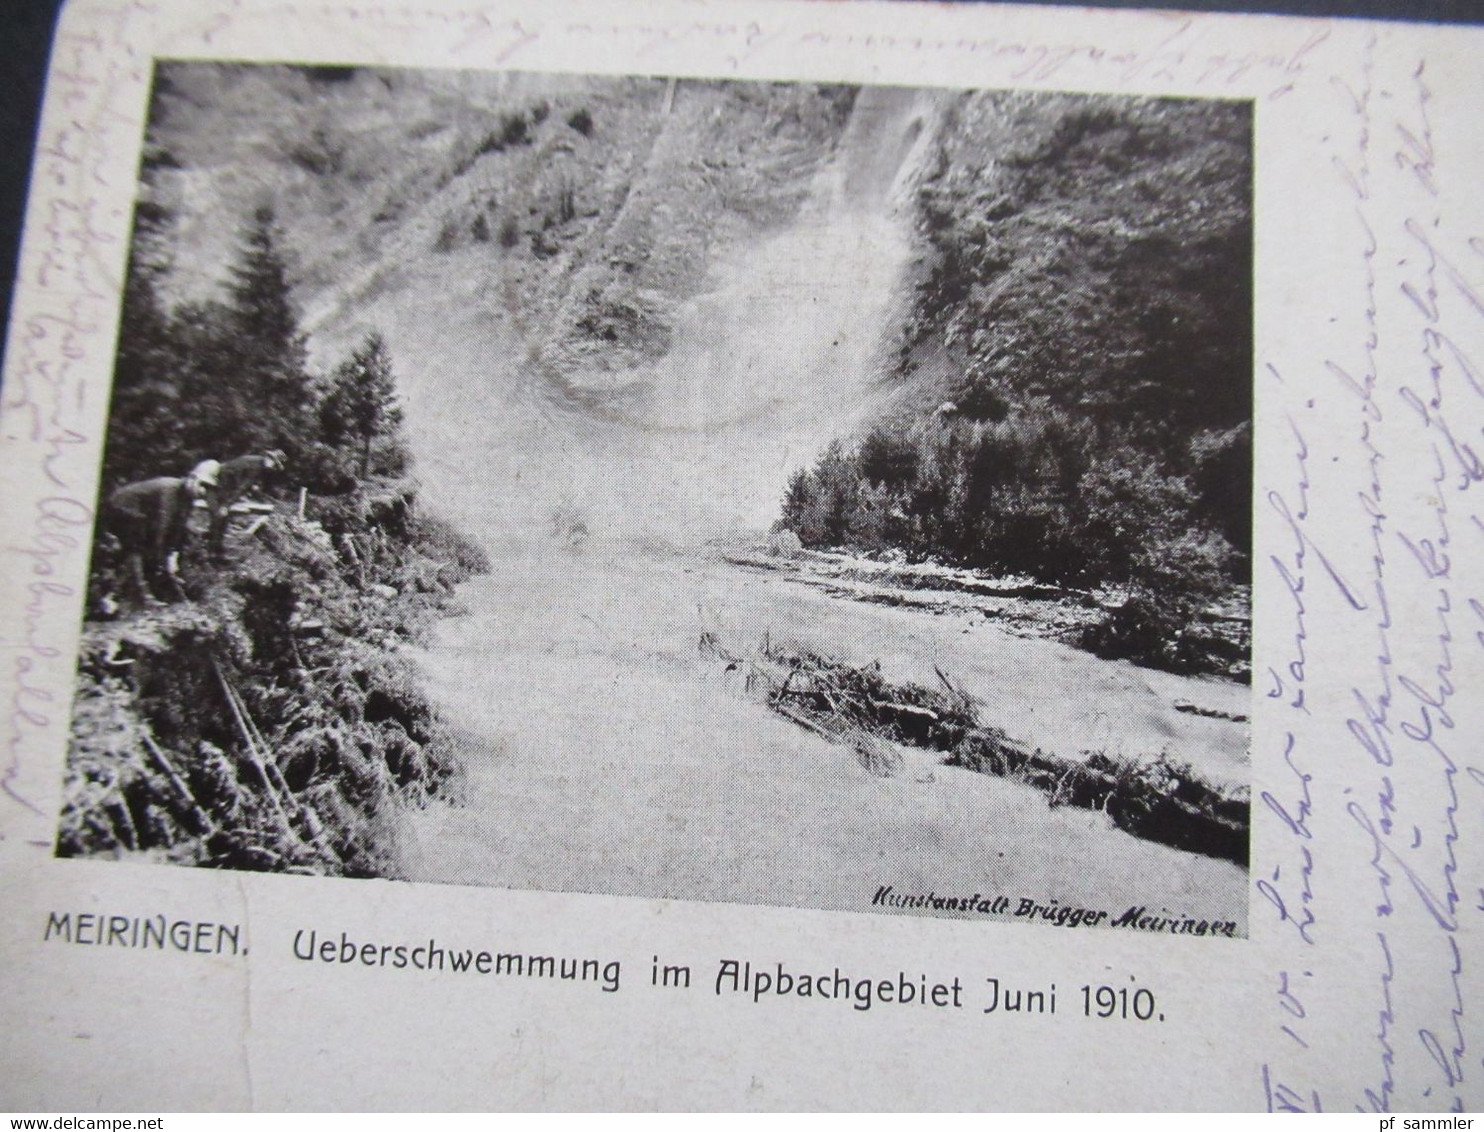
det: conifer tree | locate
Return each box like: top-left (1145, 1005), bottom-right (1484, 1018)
top-left (226, 206), bottom-right (311, 455)
top-left (104, 184), bottom-right (184, 486)
top-left (319, 332), bottom-right (406, 480)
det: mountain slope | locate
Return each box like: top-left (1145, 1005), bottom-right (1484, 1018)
top-left (140, 65), bottom-right (891, 545)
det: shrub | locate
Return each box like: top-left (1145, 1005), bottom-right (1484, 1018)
top-left (472, 112), bottom-right (532, 160)
top-left (567, 107), bottom-right (594, 137)
top-left (412, 513), bottom-right (492, 581)
top-left (433, 216), bottom-right (460, 252)
top-left (1082, 527), bottom-right (1233, 673)
top-left (498, 111), bottom-right (530, 148)
top-left (779, 406), bottom-right (1242, 673)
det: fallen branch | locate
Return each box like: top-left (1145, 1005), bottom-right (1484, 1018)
top-left (212, 659), bottom-right (303, 849)
top-left (773, 702), bottom-right (837, 741)
top-left (141, 733), bottom-right (215, 837)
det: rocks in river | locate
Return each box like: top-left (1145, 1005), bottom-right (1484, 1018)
top-left (766, 527), bottom-right (803, 558)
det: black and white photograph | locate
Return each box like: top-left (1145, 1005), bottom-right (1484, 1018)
top-left (61, 62), bottom-right (1253, 936)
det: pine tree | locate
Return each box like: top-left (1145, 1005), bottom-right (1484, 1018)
top-left (226, 206), bottom-right (311, 455)
top-left (319, 333), bottom-right (406, 480)
top-left (104, 189), bottom-right (183, 486)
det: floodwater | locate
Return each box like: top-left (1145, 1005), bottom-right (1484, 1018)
top-left (397, 543), bottom-right (1247, 930)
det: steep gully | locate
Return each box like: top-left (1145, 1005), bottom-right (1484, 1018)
top-left (378, 89), bottom-right (1246, 925)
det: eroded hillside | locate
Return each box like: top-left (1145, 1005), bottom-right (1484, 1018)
top-left (145, 66), bottom-right (860, 389)
top-left (139, 65), bottom-right (900, 546)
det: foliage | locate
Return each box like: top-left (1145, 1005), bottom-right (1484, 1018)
top-left (103, 168), bottom-right (188, 488)
top-left (1081, 528), bottom-right (1233, 672)
top-left (225, 207), bottom-right (315, 456)
top-left (780, 408), bottom-right (1238, 673)
top-left (318, 332), bottom-right (408, 481)
top-left (74, 161), bottom-right (489, 872)
top-left (781, 92), bottom-right (1251, 675)
top-left (410, 513), bottom-right (493, 580)
top-left (101, 205), bottom-right (316, 489)
top-left (62, 508), bottom-right (472, 874)
top-left (567, 107), bottom-right (594, 137)
top-left (100, 192), bottom-right (431, 501)
top-left (908, 93), bottom-right (1251, 458)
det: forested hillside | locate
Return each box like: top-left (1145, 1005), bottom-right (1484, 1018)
top-left (780, 91), bottom-right (1252, 675)
top-left (68, 79), bottom-right (497, 870)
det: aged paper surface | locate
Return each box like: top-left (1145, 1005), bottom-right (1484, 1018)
top-left (0, 0), bottom-right (1480, 1111)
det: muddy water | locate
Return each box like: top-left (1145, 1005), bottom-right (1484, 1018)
top-left (398, 546), bottom-right (1246, 928)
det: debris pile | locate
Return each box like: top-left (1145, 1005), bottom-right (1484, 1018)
top-left (706, 634), bottom-right (1249, 866)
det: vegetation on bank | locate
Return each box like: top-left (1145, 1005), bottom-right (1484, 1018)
top-left (780, 93), bottom-right (1252, 677)
top-left (62, 184), bottom-right (487, 873)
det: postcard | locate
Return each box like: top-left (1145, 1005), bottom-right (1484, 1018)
top-left (1, 0), bottom-right (1479, 1111)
